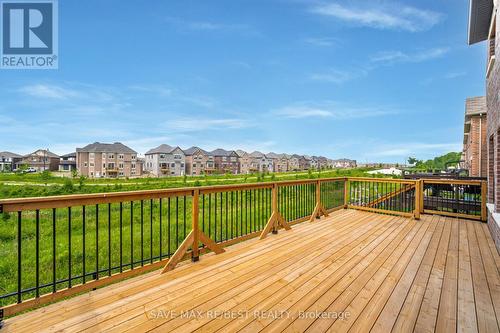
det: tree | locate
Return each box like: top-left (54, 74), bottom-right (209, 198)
top-left (408, 157), bottom-right (418, 165)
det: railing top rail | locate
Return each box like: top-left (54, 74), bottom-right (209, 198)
top-left (346, 177), bottom-right (416, 184)
top-left (0, 177), bottom-right (345, 212)
top-left (421, 179), bottom-right (485, 185)
top-left (1, 176), bottom-right (481, 213)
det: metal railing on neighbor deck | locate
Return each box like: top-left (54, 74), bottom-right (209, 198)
top-left (0, 176), bottom-right (486, 317)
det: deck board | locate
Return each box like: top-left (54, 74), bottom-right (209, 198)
top-left (3, 209), bottom-right (499, 333)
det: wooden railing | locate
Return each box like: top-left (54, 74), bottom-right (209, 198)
top-left (0, 177), bottom-right (486, 317)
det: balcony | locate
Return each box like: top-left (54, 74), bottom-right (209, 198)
top-left (0, 177), bottom-right (496, 332)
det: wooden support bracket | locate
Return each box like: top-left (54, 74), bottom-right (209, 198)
top-left (260, 211), bottom-right (291, 240)
top-left (309, 202), bottom-right (329, 222)
top-left (161, 189), bottom-right (225, 273)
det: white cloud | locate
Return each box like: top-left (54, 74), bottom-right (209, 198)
top-left (165, 17), bottom-right (254, 34)
top-left (309, 68), bottom-right (367, 84)
top-left (303, 37), bottom-right (339, 47)
top-left (19, 84), bottom-right (82, 100)
top-left (445, 71), bottom-right (467, 79)
top-left (310, 2), bottom-right (442, 32)
top-left (165, 118), bottom-right (251, 131)
top-left (369, 142), bottom-right (461, 157)
top-left (370, 47), bottom-right (449, 64)
top-left (273, 102), bottom-right (398, 120)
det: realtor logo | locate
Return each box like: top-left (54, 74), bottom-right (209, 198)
top-left (1, 0), bottom-right (58, 69)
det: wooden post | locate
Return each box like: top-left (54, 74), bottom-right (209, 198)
top-left (343, 178), bottom-right (349, 208)
top-left (192, 189), bottom-right (200, 262)
top-left (260, 183), bottom-right (291, 240)
top-left (309, 180), bottom-right (329, 222)
top-left (161, 190), bottom-right (225, 273)
top-left (414, 180), bottom-right (421, 220)
top-left (481, 180), bottom-right (487, 222)
top-left (419, 180), bottom-right (424, 214)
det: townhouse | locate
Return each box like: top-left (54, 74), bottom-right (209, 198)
top-left (16, 149), bottom-right (60, 171)
top-left (329, 158), bottom-right (357, 168)
top-left (184, 147), bottom-right (215, 176)
top-left (0, 151), bottom-right (22, 172)
top-left (462, 96), bottom-right (488, 177)
top-left (59, 153), bottom-right (77, 173)
top-left (468, 0), bottom-right (500, 250)
top-left (210, 149), bottom-right (240, 174)
top-left (266, 152), bottom-right (289, 173)
top-left (249, 151), bottom-right (274, 173)
top-left (76, 142), bottom-right (141, 178)
top-left (145, 144), bottom-right (186, 177)
top-left (287, 155), bottom-right (301, 171)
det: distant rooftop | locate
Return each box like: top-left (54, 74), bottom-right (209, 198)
top-left (145, 144), bottom-right (183, 155)
top-left (76, 142), bottom-right (137, 154)
top-left (465, 96), bottom-right (487, 117)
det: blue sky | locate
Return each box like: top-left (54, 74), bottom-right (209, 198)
top-left (0, 0), bottom-right (488, 163)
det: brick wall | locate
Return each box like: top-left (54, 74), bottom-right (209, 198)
top-left (486, 13), bottom-right (500, 213)
top-left (465, 116), bottom-right (488, 177)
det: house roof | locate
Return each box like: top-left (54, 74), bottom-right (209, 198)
top-left (0, 151), bottom-right (22, 158)
top-left (145, 144), bottom-right (183, 155)
top-left (465, 96), bottom-right (487, 117)
top-left (210, 148), bottom-right (237, 157)
top-left (25, 149), bottom-right (60, 158)
top-left (468, 0), bottom-right (494, 44)
top-left (249, 151), bottom-right (265, 158)
top-left (184, 146), bottom-right (211, 156)
top-left (61, 152), bottom-right (76, 158)
top-left (76, 142), bottom-right (136, 154)
top-left (235, 149), bottom-right (247, 157)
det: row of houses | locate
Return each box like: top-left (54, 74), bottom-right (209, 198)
top-left (1, 142), bottom-right (356, 178)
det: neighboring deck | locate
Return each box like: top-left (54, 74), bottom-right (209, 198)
top-left (4, 209), bottom-right (500, 333)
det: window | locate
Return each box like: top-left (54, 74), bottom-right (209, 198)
top-left (103, 163), bottom-right (106, 169)
top-left (131, 163), bottom-right (136, 169)
top-left (119, 163), bottom-right (124, 169)
top-left (131, 155), bottom-right (136, 160)
top-left (160, 154), bottom-right (166, 159)
top-left (174, 154), bottom-right (182, 160)
top-left (108, 163), bottom-right (115, 169)
top-left (118, 154), bottom-right (124, 160)
top-left (89, 163), bottom-right (94, 167)
top-left (181, 163), bottom-right (184, 167)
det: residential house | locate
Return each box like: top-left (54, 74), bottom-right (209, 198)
top-left (16, 149), bottom-right (60, 171)
top-left (210, 149), bottom-right (240, 174)
top-left (59, 153), bottom-right (77, 173)
top-left (237, 151), bottom-right (253, 174)
top-left (288, 155), bottom-right (301, 171)
top-left (305, 155), bottom-right (318, 170)
top-left (144, 144), bottom-right (186, 177)
top-left (296, 155), bottom-right (309, 171)
top-left (184, 147), bottom-right (214, 175)
top-left (462, 96), bottom-right (488, 177)
top-left (0, 151), bottom-right (22, 172)
top-left (329, 159), bottom-right (357, 168)
top-left (76, 142), bottom-right (141, 178)
top-left (267, 152), bottom-right (289, 173)
top-left (249, 151), bottom-right (273, 173)
top-left (316, 156), bottom-right (329, 170)
top-left (468, 0), bottom-right (500, 250)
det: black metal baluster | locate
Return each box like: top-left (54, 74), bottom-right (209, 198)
top-left (52, 208), bottom-right (56, 292)
top-left (119, 203), bottom-right (123, 272)
top-left (225, 192), bottom-right (228, 241)
top-left (214, 193), bottom-right (218, 242)
top-left (236, 190), bottom-right (239, 237)
top-left (159, 198), bottom-right (162, 260)
top-left (202, 194), bottom-right (205, 233)
top-left (183, 196), bottom-right (186, 239)
top-left (68, 207), bottom-right (72, 288)
top-left (130, 201), bottom-right (134, 270)
top-left (176, 197), bottom-right (179, 248)
top-left (82, 206), bottom-right (86, 283)
top-left (108, 203), bottom-right (112, 276)
top-left (140, 200), bottom-right (144, 266)
top-left (95, 204), bottom-right (99, 279)
top-left (168, 198), bottom-right (171, 256)
top-left (208, 194), bottom-right (212, 239)
top-left (220, 192), bottom-right (223, 241)
top-left (231, 191), bottom-right (234, 239)
top-left (17, 211), bottom-right (22, 303)
top-left (150, 199), bottom-right (153, 264)
top-left (35, 210), bottom-right (40, 297)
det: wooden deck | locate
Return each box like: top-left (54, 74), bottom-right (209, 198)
top-left (4, 209), bottom-right (500, 333)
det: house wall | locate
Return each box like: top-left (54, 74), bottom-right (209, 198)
top-left (486, 7), bottom-right (500, 251)
top-left (464, 115), bottom-right (488, 177)
top-left (145, 150), bottom-right (185, 177)
top-left (77, 152), bottom-right (140, 178)
top-left (185, 152), bottom-right (210, 175)
top-left (213, 155), bottom-right (239, 174)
